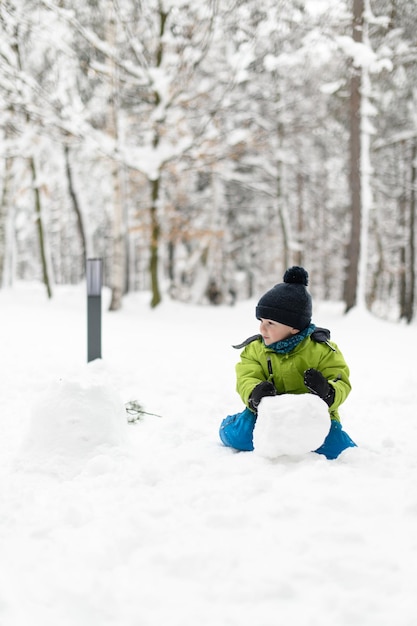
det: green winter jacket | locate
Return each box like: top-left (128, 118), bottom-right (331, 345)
top-left (235, 333), bottom-right (351, 422)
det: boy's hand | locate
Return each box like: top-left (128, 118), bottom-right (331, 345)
top-left (249, 381), bottom-right (276, 412)
top-left (304, 368), bottom-right (335, 407)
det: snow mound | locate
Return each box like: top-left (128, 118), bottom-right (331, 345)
top-left (253, 394), bottom-right (330, 458)
top-left (19, 360), bottom-right (128, 474)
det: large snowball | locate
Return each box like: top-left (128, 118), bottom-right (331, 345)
top-left (253, 394), bottom-right (330, 459)
top-left (19, 360), bottom-right (127, 475)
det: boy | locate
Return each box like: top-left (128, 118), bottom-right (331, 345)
top-left (219, 266), bottom-right (356, 459)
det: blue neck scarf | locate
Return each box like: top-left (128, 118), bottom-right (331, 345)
top-left (265, 323), bottom-right (316, 354)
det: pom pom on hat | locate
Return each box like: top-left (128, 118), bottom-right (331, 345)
top-left (283, 266), bottom-right (309, 286)
top-left (255, 266), bottom-right (312, 330)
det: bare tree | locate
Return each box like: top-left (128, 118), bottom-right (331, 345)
top-left (402, 141), bottom-right (416, 322)
top-left (344, 0), bottom-right (363, 312)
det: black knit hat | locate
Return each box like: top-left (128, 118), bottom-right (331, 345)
top-left (255, 266), bottom-right (312, 330)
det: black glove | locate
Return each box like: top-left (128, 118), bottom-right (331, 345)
top-left (303, 368), bottom-right (335, 407)
top-left (248, 381), bottom-right (277, 412)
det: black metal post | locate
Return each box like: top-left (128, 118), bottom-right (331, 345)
top-left (87, 258), bottom-right (103, 362)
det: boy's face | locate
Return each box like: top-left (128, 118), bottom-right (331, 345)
top-left (259, 318), bottom-right (299, 345)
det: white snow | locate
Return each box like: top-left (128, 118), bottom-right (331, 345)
top-left (0, 282), bottom-right (416, 625)
top-left (336, 35), bottom-right (377, 68)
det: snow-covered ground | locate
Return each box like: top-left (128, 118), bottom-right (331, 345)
top-left (0, 283), bottom-right (416, 626)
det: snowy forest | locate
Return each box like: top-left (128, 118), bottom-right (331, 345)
top-left (0, 0), bottom-right (416, 321)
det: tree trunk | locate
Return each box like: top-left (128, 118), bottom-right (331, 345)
top-left (107, 2), bottom-right (126, 312)
top-left (149, 177), bottom-right (162, 308)
top-left (64, 144), bottom-right (88, 260)
top-left (276, 121), bottom-right (290, 270)
top-left (277, 202), bottom-right (290, 271)
top-left (356, 0), bottom-right (372, 310)
top-left (404, 141), bottom-right (416, 322)
top-left (108, 159), bottom-right (126, 311)
top-left (0, 155), bottom-right (12, 286)
top-left (294, 171), bottom-right (304, 268)
top-left (30, 157), bottom-right (53, 299)
top-left (399, 142), bottom-right (407, 320)
top-left (147, 6), bottom-right (169, 308)
top-left (344, 0), bottom-right (363, 312)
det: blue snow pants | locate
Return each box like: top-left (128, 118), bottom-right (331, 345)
top-left (219, 407), bottom-right (357, 460)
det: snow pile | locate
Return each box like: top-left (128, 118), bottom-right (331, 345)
top-left (18, 359), bottom-right (127, 476)
top-left (254, 394), bottom-right (330, 458)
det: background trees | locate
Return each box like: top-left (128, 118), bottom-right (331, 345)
top-left (0, 0), bottom-right (416, 321)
